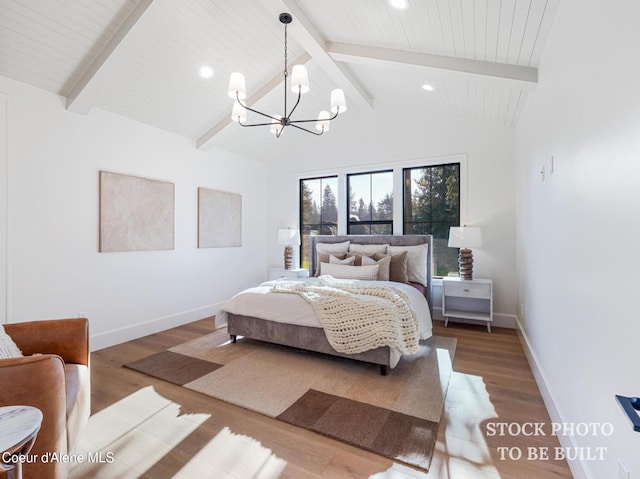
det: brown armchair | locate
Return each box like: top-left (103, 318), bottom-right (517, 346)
top-left (0, 318), bottom-right (90, 479)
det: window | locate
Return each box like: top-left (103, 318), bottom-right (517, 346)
top-left (347, 170), bottom-right (393, 235)
top-left (403, 163), bottom-right (460, 277)
top-left (299, 176), bottom-right (338, 268)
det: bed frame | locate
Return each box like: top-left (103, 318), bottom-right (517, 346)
top-left (228, 234), bottom-right (433, 375)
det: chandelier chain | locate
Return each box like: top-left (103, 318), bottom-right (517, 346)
top-left (283, 23), bottom-right (288, 79)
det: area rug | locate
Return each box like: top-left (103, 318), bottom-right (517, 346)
top-left (124, 330), bottom-right (456, 472)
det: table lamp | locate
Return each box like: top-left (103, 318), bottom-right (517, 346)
top-left (448, 226), bottom-right (483, 280)
top-left (277, 228), bottom-right (300, 270)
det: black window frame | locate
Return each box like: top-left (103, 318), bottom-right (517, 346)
top-left (346, 169), bottom-right (394, 235)
top-left (402, 162), bottom-right (461, 278)
top-left (299, 175), bottom-right (339, 268)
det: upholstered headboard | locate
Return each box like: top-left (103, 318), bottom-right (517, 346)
top-left (309, 235), bottom-right (434, 316)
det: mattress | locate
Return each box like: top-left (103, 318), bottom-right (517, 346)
top-left (217, 277), bottom-right (433, 341)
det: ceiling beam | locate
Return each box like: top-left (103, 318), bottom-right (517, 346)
top-left (328, 42), bottom-right (538, 91)
top-left (66, 0), bottom-right (172, 114)
top-left (196, 52), bottom-right (311, 150)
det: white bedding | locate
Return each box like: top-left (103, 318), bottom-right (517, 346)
top-left (217, 277), bottom-right (433, 341)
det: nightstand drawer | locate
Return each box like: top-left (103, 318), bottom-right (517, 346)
top-left (444, 281), bottom-right (491, 299)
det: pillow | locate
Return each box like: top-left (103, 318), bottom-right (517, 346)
top-left (320, 263), bottom-right (380, 281)
top-left (315, 241), bottom-right (351, 276)
top-left (387, 243), bottom-right (429, 286)
top-left (348, 243), bottom-right (389, 255)
top-left (346, 252), bottom-right (374, 266)
top-left (0, 325), bottom-right (23, 358)
top-left (329, 254), bottom-right (356, 265)
top-left (375, 251), bottom-right (409, 283)
top-left (361, 255), bottom-right (391, 281)
top-left (316, 241), bottom-right (350, 255)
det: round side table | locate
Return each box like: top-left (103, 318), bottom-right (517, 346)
top-left (0, 406), bottom-right (43, 479)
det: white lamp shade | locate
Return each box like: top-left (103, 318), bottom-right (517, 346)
top-left (290, 65), bottom-right (310, 94)
top-left (448, 226), bottom-right (483, 248)
top-left (330, 89), bottom-right (347, 114)
top-left (277, 228), bottom-right (300, 245)
top-left (228, 72), bottom-right (246, 100)
top-left (230, 100), bottom-right (246, 123)
top-left (315, 110), bottom-right (331, 133)
top-left (270, 115), bottom-right (284, 136)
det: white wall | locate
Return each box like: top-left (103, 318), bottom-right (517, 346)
top-left (267, 98), bottom-right (518, 322)
top-left (516, 1), bottom-right (640, 477)
top-left (1, 75), bottom-right (267, 350)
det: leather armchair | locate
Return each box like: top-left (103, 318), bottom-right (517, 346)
top-left (0, 318), bottom-right (90, 479)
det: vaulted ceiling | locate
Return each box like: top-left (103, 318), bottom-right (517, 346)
top-left (0, 0), bottom-right (558, 159)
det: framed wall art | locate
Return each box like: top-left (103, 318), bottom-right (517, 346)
top-left (198, 187), bottom-right (242, 248)
top-left (99, 171), bottom-right (175, 252)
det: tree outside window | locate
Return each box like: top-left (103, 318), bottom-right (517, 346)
top-left (403, 163), bottom-right (460, 277)
top-left (347, 170), bottom-right (393, 234)
top-left (299, 176), bottom-right (338, 268)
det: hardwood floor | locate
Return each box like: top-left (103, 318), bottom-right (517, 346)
top-left (69, 319), bottom-right (574, 479)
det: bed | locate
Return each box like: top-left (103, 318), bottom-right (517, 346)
top-left (218, 234), bottom-right (433, 375)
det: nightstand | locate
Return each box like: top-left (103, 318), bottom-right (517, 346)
top-left (442, 277), bottom-right (493, 332)
top-left (268, 268), bottom-right (310, 280)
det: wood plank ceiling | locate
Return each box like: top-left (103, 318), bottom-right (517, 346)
top-left (0, 0), bottom-right (558, 158)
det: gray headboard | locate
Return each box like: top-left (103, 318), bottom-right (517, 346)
top-left (309, 235), bottom-right (434, 316)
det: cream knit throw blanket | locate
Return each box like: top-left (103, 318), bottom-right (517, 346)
top-left (271, 276), bottom-right (419, 355)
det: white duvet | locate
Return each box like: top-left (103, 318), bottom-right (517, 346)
top-left (217, 277), bottom-right (433, 341)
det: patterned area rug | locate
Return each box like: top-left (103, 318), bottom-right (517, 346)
top-left (124, 330), bottom-right (456, 472)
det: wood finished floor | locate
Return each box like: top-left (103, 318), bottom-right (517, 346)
top-left (69, 319), bottom-right (574, 479)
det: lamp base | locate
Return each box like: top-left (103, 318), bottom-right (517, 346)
top-left (458, 248), bottom-right (474, 280)
top-left (283, 245), bottom-right (293, 270)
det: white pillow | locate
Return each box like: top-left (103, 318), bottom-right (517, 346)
top-left (361, 255), bottom-right (391, 281)
top-left (348, 243), bottom-right (388, 255)
top-left (316, 241), bottom-right (350, 255)
top-left (320, 263), bottom-right (380, 281)
top-left (329, 254), bottom-right (356, 265)
top-left (0, 325), bottom-right (23, 358)
top-left (388, 243), bottom-right (429, 286)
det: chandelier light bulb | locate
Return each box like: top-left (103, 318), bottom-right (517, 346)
top-left (230, 100), bottom-right (246, 123)
top-left (290, 65), bottom-right (310, 94)
top-left (228, 72), bottom-right (246, 100)
top-left (315, 111), bottom-right (331, 133)
top-left (330, 89), bottom-right (347, 114)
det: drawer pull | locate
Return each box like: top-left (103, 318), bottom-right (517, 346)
top-left (463, 289), bottom-right (470, 292)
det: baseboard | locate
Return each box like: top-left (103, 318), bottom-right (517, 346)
top-left (90, 302), bottom-right (224, 352)
top-left (433, 307), bottom-right (518, 329)
top-left (515, 316), bottom-right (591, 479)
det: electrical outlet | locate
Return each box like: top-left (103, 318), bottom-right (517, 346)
top-left (520, 303), bottom-right (525, 316)
top-left (619, 460), bottom-right (630, 479)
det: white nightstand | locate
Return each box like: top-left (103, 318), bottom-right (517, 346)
top-left (442, 277), bottom-right (493, 332)
top-left (268, 268), bottom-right (310, 280)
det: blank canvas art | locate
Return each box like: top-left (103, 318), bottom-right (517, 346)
top-left (198, 188), bottom-right (242, 248)
top-left (99, 171), bottom-right (175, 252)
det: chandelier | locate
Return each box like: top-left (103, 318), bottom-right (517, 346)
top-left (227, 13), bottom-right (347, 137)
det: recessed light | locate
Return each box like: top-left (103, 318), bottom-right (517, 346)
top-left (389, 0), bottom-right (408, 10)
top-left (422, 84), bottom-right (434, 91)
top-left (199, 65), bottom-right (214, 79)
